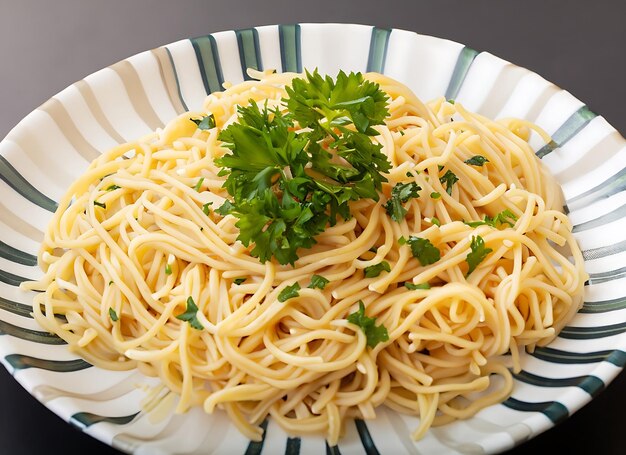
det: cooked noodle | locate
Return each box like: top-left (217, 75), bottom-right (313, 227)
top-left (22, 70), bottom-right (587, 443)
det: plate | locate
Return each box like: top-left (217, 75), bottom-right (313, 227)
top-left (0, 23), bottom-right (625, 454)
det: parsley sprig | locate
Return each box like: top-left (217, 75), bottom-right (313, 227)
top-left (191, 114), bottom-right (216, 130)
top-left (175, 297), bottom-right (204, 330)
top-left (216, 70), bottom-right (391, 265)
top-left (399, 236), bottom-right (440, 265)
top-left (278, 282), bottom-right (301, 302)
top-left (464, 155), bottom-right (489, 166)
top-left (464, 209), bottom-right (518, 228)
top-left (385, 182), bottom-right (421, 221)
top-left (465, 235), bottom-right (492, 275)
top-left (347, 301), bottom-right (389, 348)
top-left (439, 169), bottom-right (459, 196)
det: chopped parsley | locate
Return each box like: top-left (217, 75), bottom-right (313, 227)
top-left (190, 114), bottom-right (216, 130)
top-left (403, 236), bottom-right (440, 266)
top-left (464, 155), bottom-right (489, 166)
top-left (193, 177), bottom-right (205, 192)
top-left (347, 301), bottom-right (389, 348)
top-left (405, 282), bottom-right (431, 290)
top-left (165, 264), bottom-right (172, 275)
top-left (308, 274), bottom-right (329, 290)
top-left (106, 184), bottom-right (121, 191)
top-left (464, 209), bottom-right (518, 228)
top-left (93, 201), bottom-right (106, 209)
top-left (233, 277), bottom-right (247, 285)
top-left (202, 202), bottom-right (212, 215)
top-left (175, 297), bottom-right (204, 330)
top-left (215, 70), bottom-right (391, 265)
top-left (439, 170), bottom-right (459, 196)
top-left (430, 192), bottom-right (441, 199)
top-left (384, 182), bottom-right (421, 221)
top-left (430, 217), bottom-right (441, 227)
top-left (108, 308), bottom-right (118, 321)
top-left (465, 235), bottom-right (492, 276)
top-left (278, 282), bottom-right (301, 302)
top-left (364, 261), bottom-right (391, 278)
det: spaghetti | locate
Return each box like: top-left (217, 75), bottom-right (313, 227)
top-left (22, 70), bottom-right (587, 443)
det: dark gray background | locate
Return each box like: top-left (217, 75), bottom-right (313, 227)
top-left (0, 0), bottom-right (624, 453)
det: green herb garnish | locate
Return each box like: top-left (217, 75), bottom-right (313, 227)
top-left (308, 275), bottom-right (329, 290)
top-left (439, 170), bottom-right (458, 196)
top-left (165, 264), bottom-right (172, 275)
top-left (175, 297), bottom-right (204, 330)
top-left (347, 300), bottom-right (389, 348)
top-left (364, 261), bottom-right (391, 278)
top-left (278, 282), bottom-right (301, 302)
top-left (106, 184), bottom-right (120, 191)
top-left (464, 209), bottom-right (518, 228)
top-left (465, 235), bottom-right (492, 276)
top-left (430, 217), bottom-right (441, 227)
top-left (191, 114), bottom-right (216, 130)
top-left (384, 182), bottom-right (421, 221)
top-left (233, 278), bottom-right (246, 285)
top-left (405, 282), bottom-right (431, 290)
top-left (215, 70), bottom-right (391, 265)
top-left (464, 155), bottom-right (489, 166)
top-left (193, 177), bottom-right (205, 192)
top-left (404, 236), bottom-right (440, 266)
top-left (94, 201), bottom-right (106, 209)
top-left (202, 202), bottom-right (212, 215)
top-left (108, 308), bottom-right (118, 321)
top-left (430, 192), bottom-right (441, 199)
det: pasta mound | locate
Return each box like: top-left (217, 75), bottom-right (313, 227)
top-left (23, 71), bottom-right (587, 443)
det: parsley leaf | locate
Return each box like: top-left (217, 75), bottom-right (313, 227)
top-left (278, 282), bottom-right (301, 302)
top-left (430, 217), bottom-right (441, 227)
top-left (216, 71), bottom-right (392, 265)
top-left (464, 155), bottom-right (489, 166)
top-left (193, 177), bottom-right (205, 192)
top-left (364, 261), bottom-right (391, 278)
top-left (465, 235), bottom-right (492, 275)
top-left (216, 200), bottom-right (234, 216)
top-left (308, 274), bottom-right (329, 289)
top-left (106, 184), bottom-right (120, 191)
top-left (430, 192), bottom-right (441, 199)
top-left (493, 209), bottom-right (518, 227)
top-left (233, 277), bottom-right (246, 285)
top-left (191, 114), bottom-right (216, 130)
top-left (405, 282), bottom-right (431, 290)
top-left (439, 170), bottom-right (459, 196)
top-left (285, 69), bottom-right (389, 135)
top-left (202, 202), bottom-right (212, 215)
top-left (94, 201), bottom-right (106, 209)
top-left (404, 236), bottom-right (440, 265)
top-left (384, 182), bottom-right (421, 221)
top-left (175, 297), bottom-right (204, 330)
top-left (108, 308), bottom-right (118, 321)
top-left (464, 209), bottom-right (518, 228)
top-left (165, 264), bottom-right (172, 275)
top-left (347, 301), bottom-right (389, 348)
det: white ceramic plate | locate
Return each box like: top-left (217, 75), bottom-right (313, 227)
top-left (1, 23), bottom-right (625, 454)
